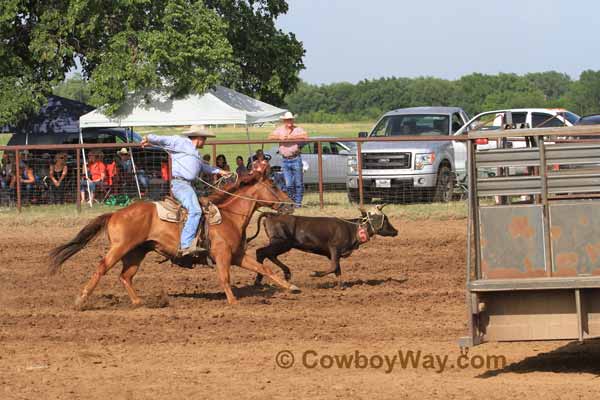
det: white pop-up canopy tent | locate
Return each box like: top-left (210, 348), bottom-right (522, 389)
top-left (78, 86), bottom-right (287, 204)
top-left (79, 85), bottom-right (287, 128)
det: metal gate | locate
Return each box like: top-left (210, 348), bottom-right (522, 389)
top-left (460, 125), bottom-right (600, 346)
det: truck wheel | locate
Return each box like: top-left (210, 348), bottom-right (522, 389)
top-left (433, 165), bottom-right (454, 203)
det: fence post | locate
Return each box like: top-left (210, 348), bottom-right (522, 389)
top-left (317, 141), bottom-right (324, 209)
top-left (212, 144), bottom-right (217, 167)
top-left (76, 148), bottom-right (81, 213)
top-left (538, 137), bottom-right (553, 277)
top-left (15, 150), bottom-right (21, 213)
top-left (357, 142), bottom-right (364, 208)
top-left (168, 153), bottom-right (173, 197)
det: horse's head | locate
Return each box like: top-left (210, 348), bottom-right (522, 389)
top-left (248, 169), bottom-right (294, 213)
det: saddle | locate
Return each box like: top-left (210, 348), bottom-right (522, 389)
top-left (153, 196), bottom-right (223, 265)
top-left (154, 195), bottom-right (222, 225)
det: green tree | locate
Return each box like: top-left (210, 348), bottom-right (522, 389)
top-left (0, 0), bottom-right (304, 124)
top-left (525, 71), bottom-right (572, 101)
top-left (482, 89), bottom-right (548, 111)
top-left (205, 0), bottom-right (305, 105)
top-left (563, 70), bottom-right (600, 115)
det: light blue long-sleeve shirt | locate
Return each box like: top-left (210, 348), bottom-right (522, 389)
top-left (147, 134), bottom-right (221, 181)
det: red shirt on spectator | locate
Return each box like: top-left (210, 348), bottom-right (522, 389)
top-left (161, 162), bottom-right (170, 181)
top-left (89, 161), bottom-right (106, 182)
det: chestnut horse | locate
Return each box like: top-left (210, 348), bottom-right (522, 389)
top-left (49, 172), bottom-right (299, 307)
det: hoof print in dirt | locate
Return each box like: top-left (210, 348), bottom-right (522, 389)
top-left (145, 293), bottom-right (170, 309)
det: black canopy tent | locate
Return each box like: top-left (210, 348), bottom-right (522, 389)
top-left (3, 95), bottom-right (95, 144)
top-left (2, 95), bottom-right (143, 204)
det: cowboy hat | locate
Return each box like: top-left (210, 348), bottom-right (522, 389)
top-left (279, 111), bottom-right (296, 120)
top-left (181, 124), bottom-right (216, 137)
top-left (117, 148), bottom-right (129, 155)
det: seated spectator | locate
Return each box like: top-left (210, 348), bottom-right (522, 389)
top-left (117, 148), bottom-right (133, 173)
top-left (202, 154), bottom-right (211, 164)
top-left (33, 153), bottom-right (52, 204)
top-left (251, 149), bottom-right (271, 176)
top-left (1, 152), bottom-right (15, 205)
top-left (80, 150), bottom-right (106, 206)
top-left (19, 158), bottom-right (36, 205)
top-left (1, 152), bottom-right (14, 190)
top-left (115, 148), bottom-right (148, 197)
top-left (48, 152), bottom-right (68, 204)
top-left (235, 155), bottom-right (248, 176)
top-left (216, 154), bottom-right (231, 172)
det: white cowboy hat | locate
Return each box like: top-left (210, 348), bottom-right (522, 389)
top-left (279, 111), bottom-right (296, 120)
top-left (117, 148), bottom-right (129, 155)
top-left (181, 124), bottom-right (216, 137)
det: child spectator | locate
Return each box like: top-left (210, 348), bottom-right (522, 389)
top-left (19, 158), bottom-right (36, 205)
top-left (80, 150), bottom-right (106, 206)
top-left (251, 149), bottom-right (271, 175)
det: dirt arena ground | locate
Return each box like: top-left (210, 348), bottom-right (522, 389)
top-left (1, 214), bottom-right (599, 399)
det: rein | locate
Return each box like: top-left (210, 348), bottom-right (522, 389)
top-left (197, 175), bottom-right (297, 207)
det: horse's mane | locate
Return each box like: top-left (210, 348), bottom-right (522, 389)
top-left (205, 173), bottom-right (259, 206)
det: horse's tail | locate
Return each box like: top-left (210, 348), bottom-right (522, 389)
top-left (246, 212), bottom-right (272, 244)
top-left (48, 213), bottom-right (113, 275)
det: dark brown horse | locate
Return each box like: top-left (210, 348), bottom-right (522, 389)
top-left (49, 171), bottom-right (298, 307)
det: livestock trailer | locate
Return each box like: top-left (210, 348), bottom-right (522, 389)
top-left (460, 124), bottom-right (600, 347)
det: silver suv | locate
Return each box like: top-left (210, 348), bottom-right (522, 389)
top-left (347, 107), bottom-right (469, 203)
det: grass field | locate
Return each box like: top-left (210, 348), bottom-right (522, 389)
top-left (0, 198), bottom-right (467, 227)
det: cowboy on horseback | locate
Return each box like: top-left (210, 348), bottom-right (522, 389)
top-left (141, 125), bottom-right (231, 257)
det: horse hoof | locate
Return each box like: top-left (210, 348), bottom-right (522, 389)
top-left (227, 298), bottom-right (240, 305)
top-left (74, 296), bottom-right (87, 311)
top-left (289, 284), bottom-right (301, 293)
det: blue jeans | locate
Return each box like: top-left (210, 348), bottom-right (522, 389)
top-left (171, 180), bottom-right (202, 249)
top-left (80, 179), bottom-right (98, 192)
top-left (282, 156), bottom-right (304, 207)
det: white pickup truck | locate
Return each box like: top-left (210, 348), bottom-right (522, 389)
top-left (346, 106), bottom-right (470, 203)
top-left (346, 107), bottom-right (579, 203)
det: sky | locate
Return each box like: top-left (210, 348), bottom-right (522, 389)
top-left (276, 0), bottom-right (600, 84)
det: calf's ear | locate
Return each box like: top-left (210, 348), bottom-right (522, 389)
top-left (358, 207), bottom-right (367, 217)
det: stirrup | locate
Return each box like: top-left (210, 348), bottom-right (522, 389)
top-left (177, 245), bottom-right (207, 258)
